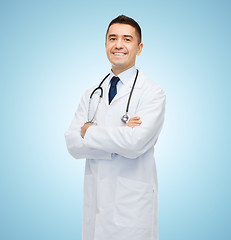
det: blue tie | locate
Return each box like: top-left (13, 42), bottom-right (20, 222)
top-left (109, 76), bottom-right (120, 104)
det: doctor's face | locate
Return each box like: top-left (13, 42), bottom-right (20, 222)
top-left (105, 23), bottom-right (143, 75)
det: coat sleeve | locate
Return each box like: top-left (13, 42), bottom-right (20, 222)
top-left (64, 92), bottom-right (112, 160)
top-left (83, 85), bottom-right (166, 159)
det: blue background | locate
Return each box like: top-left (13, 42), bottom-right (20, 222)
top-left (1, 0), bottom-right (230, 239)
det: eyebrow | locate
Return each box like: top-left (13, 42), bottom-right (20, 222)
top-left (108, 34), bottom-right (133, 39)
top-left (124, 35), bottom-right (133, 38)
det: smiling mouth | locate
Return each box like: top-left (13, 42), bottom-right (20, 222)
top-left (113, 52), bottom-right (127, 56)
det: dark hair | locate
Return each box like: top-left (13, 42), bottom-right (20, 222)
top-left (106, 15), bottom-right (142, 44)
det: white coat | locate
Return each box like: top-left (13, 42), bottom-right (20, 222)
top-left (65, 70), bottom-right (166, 240)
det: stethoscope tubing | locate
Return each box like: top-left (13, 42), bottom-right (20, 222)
top-left (88, 69), bottom-right (139, 123)
top-left (125, 69), bottom-right (139, 113)
top-left (89, 73), bottom-right (110, 99)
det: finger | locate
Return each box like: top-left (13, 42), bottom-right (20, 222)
top-left (128, 120), bottom-right (142, 124)
top-left (133, 116), bottom-right (140, 120)
top-left (129, 122), bottom-right (141, 126)
top-left (128, 116), bottom-right (139, 122)
top-left (122, 119), bottom-right (142, 127)
top-left (127, 123), bottom-right (141, 127)
top-left (130, 116), bottom-right (140, 121)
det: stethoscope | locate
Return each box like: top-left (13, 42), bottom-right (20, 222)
top-left (87, 69), bottom-right (139, 124)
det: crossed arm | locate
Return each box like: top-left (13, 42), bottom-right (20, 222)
top-left (80, 116), bottom-right (142, 138)
top-left (65, 86), bottom-right (165, 159)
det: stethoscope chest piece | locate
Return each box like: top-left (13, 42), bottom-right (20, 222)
top-left (121, 114), bottom-right (129, 124)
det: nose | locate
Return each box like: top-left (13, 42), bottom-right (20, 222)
top-left (115, 38), bottom-right (123, 49)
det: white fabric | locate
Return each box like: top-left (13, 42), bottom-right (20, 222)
top-left (108, 66), bottom-right (137, 93)
top-left (65, 69), bottom-right (166, 240)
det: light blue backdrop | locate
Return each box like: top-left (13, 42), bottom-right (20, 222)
top-left (1, 0), bottom-right (230, 239)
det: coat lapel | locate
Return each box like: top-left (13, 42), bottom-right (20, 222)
top-left (102, 75), bottom-right (110, 107)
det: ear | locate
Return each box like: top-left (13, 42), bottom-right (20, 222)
top-left (136, 43), bottom-right (143, 56)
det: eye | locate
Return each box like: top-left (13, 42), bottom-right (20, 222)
top-left (109, 37), bottom-right (116, 41)
top-left (125, 38), bottom-right (131, 42)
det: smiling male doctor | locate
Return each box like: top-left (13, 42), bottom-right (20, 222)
top-left (65, 15), bottom-right (166, 240)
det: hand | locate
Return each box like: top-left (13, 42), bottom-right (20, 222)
top-left (81, 123), bottom-right (92, 138)
top-left (122, 116), bottom-right (142, 128)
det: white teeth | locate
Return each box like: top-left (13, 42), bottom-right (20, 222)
top-left (114, 52), bottom-right (125, 56)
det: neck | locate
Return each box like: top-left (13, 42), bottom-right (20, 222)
top-left (111, 65), bottom-right (135, 76)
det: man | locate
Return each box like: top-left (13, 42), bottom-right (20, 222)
top-left (65, 15), bottom-right (166, 240)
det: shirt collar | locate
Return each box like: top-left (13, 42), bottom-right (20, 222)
top-left (108, 66), bottom-right (137, 86)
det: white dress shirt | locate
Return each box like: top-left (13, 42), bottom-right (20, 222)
top-left (108, 66), bottom-right (137, 99)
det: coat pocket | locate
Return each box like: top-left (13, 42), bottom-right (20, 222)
top-left (82, 175), bottom-right (93, 223)
top-left (114, 176), bottom-right (154, 229)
